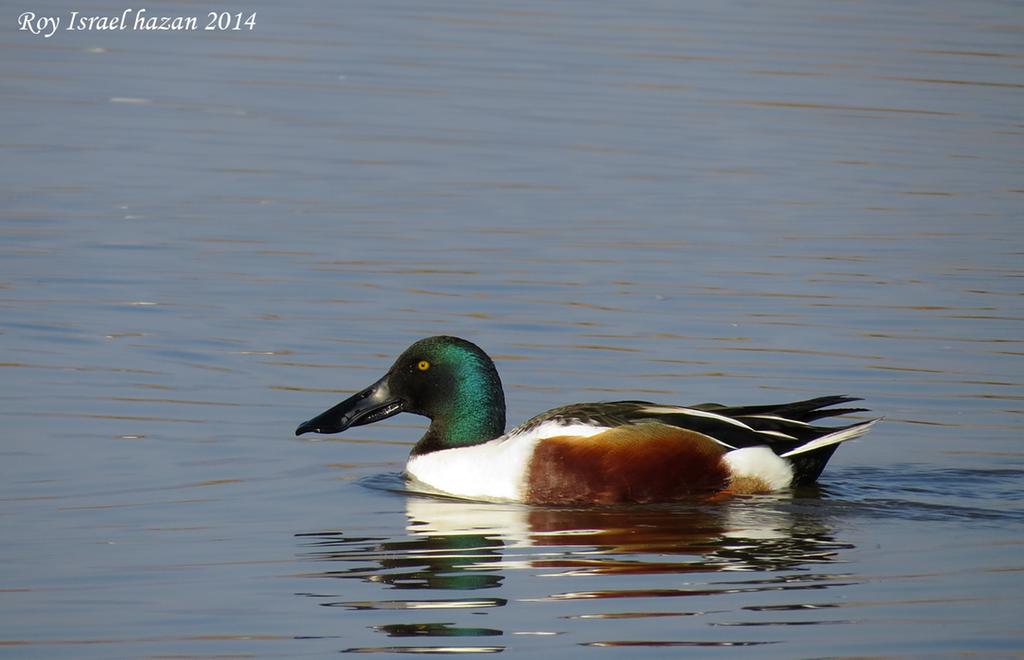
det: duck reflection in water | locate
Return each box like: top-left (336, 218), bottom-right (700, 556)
top-left (405, 491), bottom-right (848, 576)
top-left (295, 491), bottom-right (852, 650)
top-left (297, 489), bottom-right (849, 590)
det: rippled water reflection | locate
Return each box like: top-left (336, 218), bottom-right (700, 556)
top-left (3, 0), bottom-right (1022, 656)
top-left (289, 478), bottom-right (1023, 654)
top-left (297, 492), bottom-right (857, 652)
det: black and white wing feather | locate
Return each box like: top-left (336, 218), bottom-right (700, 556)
top-left (516, 395), bottom-right (875, 485)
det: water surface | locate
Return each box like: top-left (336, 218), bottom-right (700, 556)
top-left (2, 0), bottom-right (1022, 657)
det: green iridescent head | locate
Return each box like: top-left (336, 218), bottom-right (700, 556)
top-left (296, 336), bottom-right (506, 455)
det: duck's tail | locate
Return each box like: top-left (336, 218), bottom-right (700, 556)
top-left (723, 418), bottom-right (878, 492)
top-left (779, 418), bottom-right (879, 485)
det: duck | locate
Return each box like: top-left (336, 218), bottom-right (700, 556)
top-left (295, 336), bottom-right (877, 504)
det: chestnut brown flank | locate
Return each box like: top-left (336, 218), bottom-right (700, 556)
top-left (525, 423), bottom-right (729, 504)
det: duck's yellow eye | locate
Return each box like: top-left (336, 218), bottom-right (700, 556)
top-left (417, 360), bottom-right (430, 372)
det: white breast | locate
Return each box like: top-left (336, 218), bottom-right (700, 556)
top-left (405, 420), bottom-right (609, 502)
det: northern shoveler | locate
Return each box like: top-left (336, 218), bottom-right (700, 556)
top-left (296, 336), bottom-right (877, 504)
